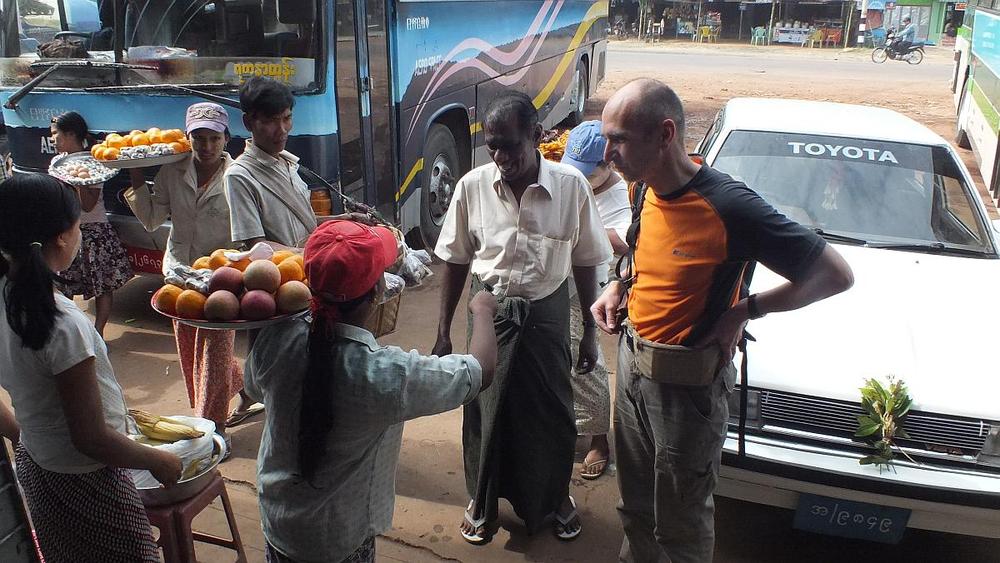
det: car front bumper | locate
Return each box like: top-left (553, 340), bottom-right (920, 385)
top-left (719, 433), bottom-right (1000, 538)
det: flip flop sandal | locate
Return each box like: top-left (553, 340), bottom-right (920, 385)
top-left (225, 402), bottom-right (264, 427)
top-left (580, 458), bottom-right (609, 480)
top-left (460, 500), bottom-right (495, 545)
top-left (554, 496), bottom-right (582, 541)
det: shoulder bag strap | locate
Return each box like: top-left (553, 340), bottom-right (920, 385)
top-left (231, 160), bottom-right (317, 235)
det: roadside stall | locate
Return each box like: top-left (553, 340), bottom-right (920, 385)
top-left (768, 0), bottom-right (851, 45)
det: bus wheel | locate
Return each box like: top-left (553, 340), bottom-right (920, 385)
top-left (419, 124), bottom-right (460, 249)
top-left (566, 60), bottom-right (589, 126)
top-left (956, 85), bottom-right (972, 149)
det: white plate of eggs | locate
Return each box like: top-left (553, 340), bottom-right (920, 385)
top-left (49, 151), bottom-right (120, 186)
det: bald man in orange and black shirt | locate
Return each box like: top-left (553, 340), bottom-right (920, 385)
top-left (593, 80), bottom-right (854, 563)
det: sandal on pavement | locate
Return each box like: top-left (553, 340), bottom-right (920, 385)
top-left (225, 402), bottom-right (264, 427)
top-left (554, 496), bottom-right (582, 541)
top-left (460, 500), bottom-right (495, 545)
top-left (580, 457), bottom-right (609, 480)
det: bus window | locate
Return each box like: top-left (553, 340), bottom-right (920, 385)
top-left (0, 0), bottom-right (323, 92)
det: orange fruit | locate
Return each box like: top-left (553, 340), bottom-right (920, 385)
top-left (153, 284), bottom-right (184, 315)
top-left (90, 144), bottom-right (102, 157)
top-left (92, 146), bottom-right (106, 160)
top-left (277, 259), bottom-right (304, 284)
top-left (104, 147), bottom-right (120, 160)
top-left (105, 134), bottom-right (126, 149)
top-left (283, 254), bottom-right (303, 269)
top-left (192, 256), bottom-right (211, 270)
top-left (270, 250), bottom-right (295, 265)
top-left (168, 141), bottom-right (185, 154)
top-left (148, 130), bottom-right (164, 144)
top-left (131, 133), bottom-right (151, 146)
top-left (175, 289), bottom-right (207, 319)
top-left (208, 249), bottom-right (230, 270)
top-left (146, 127), bottom-right (161, 138)
top-left (226, 257), bottom-right (251, 272)
top-left (129, 129), bottom-right (143, 136)
top-left (163, 129), bottom-right (185, 143)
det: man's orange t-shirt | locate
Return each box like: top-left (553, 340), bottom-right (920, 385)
top-left (627, 166), bottom-right (826, 345)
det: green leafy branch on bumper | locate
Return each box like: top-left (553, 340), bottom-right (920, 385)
top-left (855, 376), bottom-right (918, 471)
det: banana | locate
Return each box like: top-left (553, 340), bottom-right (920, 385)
top-left (129, 409), bottom-right (205, 442)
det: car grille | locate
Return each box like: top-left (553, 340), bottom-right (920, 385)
top-left (754, 389), bottom-right (993, 456)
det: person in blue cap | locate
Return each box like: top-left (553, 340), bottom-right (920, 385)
top-left (560, 120), bottom-right (631, 479)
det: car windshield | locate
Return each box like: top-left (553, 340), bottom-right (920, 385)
top-left (713, 131), bottom-right (995, 255)
top-left (0, 0), bottom-right (321, 91)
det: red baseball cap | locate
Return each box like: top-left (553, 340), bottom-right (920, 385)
top-left (304, 220), bottom-right (398, 302)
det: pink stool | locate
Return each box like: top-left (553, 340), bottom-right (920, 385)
top-left (144, 471), bottom-right (247, 563)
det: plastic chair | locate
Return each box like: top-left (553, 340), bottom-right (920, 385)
top-left (144, 471), bottom-right (248, 563)
top-left (750, 26), bottom-right (768, 46)
top-left (802, 29), bottom-right (824, 48)
top-left (693, 26), bottom-right (712, 43)
top-left (650, 21), bottom-right (663, 42)
top-left (709, 26), bottom-right (720, 42)
top-left (824, 28), bottom-right (843, 47)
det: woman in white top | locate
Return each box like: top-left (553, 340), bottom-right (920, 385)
top-left (50, 112), bottom-right (134, 338)
top-left (0, 173), bottom-right (181, 562)
top-left (125, 102), bottom-right (260, 446)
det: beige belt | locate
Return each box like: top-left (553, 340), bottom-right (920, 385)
top-left (624, 321), bottom-right (721, 387)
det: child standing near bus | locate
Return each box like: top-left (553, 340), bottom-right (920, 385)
top-left (0, 174), bottom-right (181, 562)
top-left (50, 111), bottom-right (133, 338)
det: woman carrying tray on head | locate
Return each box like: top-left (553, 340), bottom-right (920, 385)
top-left (49, 112), bottom-right (134, 339)
top-left (124, 102), bottom-right (262, 451)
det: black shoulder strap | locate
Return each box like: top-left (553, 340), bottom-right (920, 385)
top-left (615, 182), bottom-right (647, 286)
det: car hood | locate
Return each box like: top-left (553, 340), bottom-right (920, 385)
top-left (746, 244), bottom-right (1000, 421)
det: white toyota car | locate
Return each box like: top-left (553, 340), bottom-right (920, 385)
top-left (696, 98), bottom-right (1000, 544)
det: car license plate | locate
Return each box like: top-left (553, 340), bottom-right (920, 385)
top-left (126, 246), bottom-right (164, 275)
top-left (793, 493), bottom-right (910, 544)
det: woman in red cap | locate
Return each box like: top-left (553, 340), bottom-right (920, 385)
top-left (244, 220), bottom-right (497, 563)
top-left (124, 102), bottom-right (260, 452)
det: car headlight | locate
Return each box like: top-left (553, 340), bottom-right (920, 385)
top-left (977, 425), bottom-right (1000, 468)
top-left (728, 388), bottom-right (762, 429)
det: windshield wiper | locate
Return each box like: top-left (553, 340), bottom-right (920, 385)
top-left (865, 241), bottom-right (990, 256)
top-left (811, 228), bottom-right (868, 245)
top-left (5, 61), bottom-right (240, 110)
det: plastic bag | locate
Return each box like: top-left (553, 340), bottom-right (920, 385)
top-left (129, 416), bottom-right (217, 488)
top-left (394, 247), bottom-right (433, 287)
top-left (383, 272), bottom-right (405, 300)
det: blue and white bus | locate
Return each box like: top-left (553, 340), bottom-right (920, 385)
top-left (0, 0), bottom-right (607, 271)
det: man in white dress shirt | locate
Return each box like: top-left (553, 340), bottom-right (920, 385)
top-left (434, 91), bottom-right (611, 544)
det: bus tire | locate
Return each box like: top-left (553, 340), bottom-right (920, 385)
top-left (566, 59), bottom-right (589, 126)
top-left (956, 85), bottom-right (972, 150)
top-left (419, 124), bottom-right (461, 249)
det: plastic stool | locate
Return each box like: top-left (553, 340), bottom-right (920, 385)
top-left (144, 471), bottom-right (247, 563)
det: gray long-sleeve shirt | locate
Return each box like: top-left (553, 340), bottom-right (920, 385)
top-left (246, 319), bottom-right (482, 562)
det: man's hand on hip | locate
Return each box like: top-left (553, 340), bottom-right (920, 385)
top-left (693, 300), bottom-right (749, 362)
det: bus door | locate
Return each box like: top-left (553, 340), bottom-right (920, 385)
top-left (334, 0), bottom-right (396, 220)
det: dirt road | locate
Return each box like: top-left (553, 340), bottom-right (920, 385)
top-left (7, 42), bottom-right (999, 562)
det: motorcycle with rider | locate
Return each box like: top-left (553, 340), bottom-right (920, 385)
top-left (872, 16), bottom-right (925, 65)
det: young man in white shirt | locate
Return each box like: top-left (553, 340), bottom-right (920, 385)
top-left (225, 77), bottom-right (317, 250)
top-left (434, 92), bottom-right (612, 544)
top-left (560, 120), bottom-right (631, 480)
